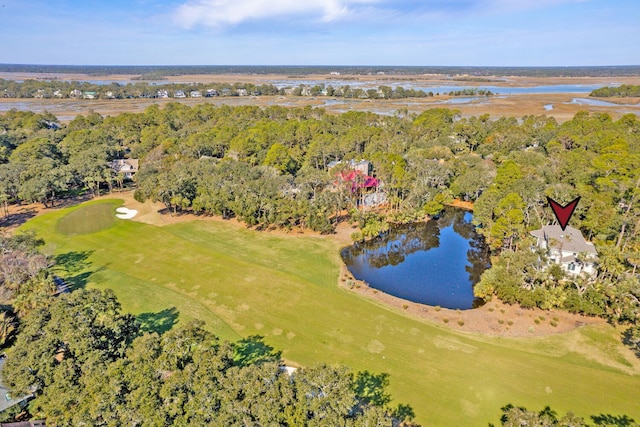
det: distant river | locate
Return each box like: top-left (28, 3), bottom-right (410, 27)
top-left (341, 208), bottom-right (490, 310)
top-left (411, 84), bottom-right (611, 95)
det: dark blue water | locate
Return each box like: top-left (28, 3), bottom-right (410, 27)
top-left (341, 208), bottom-right (490, 309)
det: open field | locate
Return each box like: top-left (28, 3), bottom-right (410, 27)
top-left (17, 198), bottom-right (640, 425)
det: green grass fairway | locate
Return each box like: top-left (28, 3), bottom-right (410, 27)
top-left (56, 202), bottom-right (115, 235)
top-left (21, 200), bottom-right (640, 425)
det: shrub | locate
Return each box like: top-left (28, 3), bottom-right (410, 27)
top-left (550, 320), bottom-right (558, 327)
top-left (443, 318), bottom-right (449, 324)
top-left (457, 320), bottom-right (465, 326)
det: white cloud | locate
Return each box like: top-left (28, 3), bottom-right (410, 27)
top-left (174, 0), bottom-right (379, 28)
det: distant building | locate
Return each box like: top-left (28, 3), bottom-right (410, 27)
top-left (173, 90), bottom-right (186, 98)
top-left (110, 159), bottom-right (139, 180)
top-left (156, 89), bottom-right (169, 99)
top-left (530, 225), bottom-right (598, 276)
top-left (236, 88), bottom-right (248, 97)
top-left (69, 89), bottom-right (82, 98)
top-left (190, 90), bottom-right (201, 98)
top-left (83, 91), bottom-right (96, 99)
top-left (33, 89), bottom-right (47, 99)
top-left (205, 89), bottom-right (219, 97)
top-left (327, 160), bottom-right (371, 175)
top-left (53, 90), bottom-right (63, 98)
top-left (331, 159), bottom-right (385, 208)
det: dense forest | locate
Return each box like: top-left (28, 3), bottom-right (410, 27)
top-left (0, 234), bottom-right (415, 425)
top-left (0, 104), bottom-right (638, 352)
top-left (590, 84), bottom-right (640, 98)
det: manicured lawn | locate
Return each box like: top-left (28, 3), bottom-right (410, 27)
top-left (21, 199), bottom-right (640, 426)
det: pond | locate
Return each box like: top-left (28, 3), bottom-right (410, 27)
top-left (341, 208), bottom-right (490, 309)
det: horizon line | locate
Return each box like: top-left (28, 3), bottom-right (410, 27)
top-left (2, 64), bottom-right (640, 68)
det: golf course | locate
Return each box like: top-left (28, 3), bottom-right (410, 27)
top-left (20, 198), bottom-right (640, 425)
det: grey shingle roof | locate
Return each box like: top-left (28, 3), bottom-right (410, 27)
top-left (530, 225), bottom-right (597, 255)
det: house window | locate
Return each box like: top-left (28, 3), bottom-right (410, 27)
top-left (568, 263), bottom-right (576, 271)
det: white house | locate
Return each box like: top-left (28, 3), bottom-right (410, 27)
top-left (530, 225), bottom-right (598, 276)
top-left (110, 159), bottom-right (139, 180)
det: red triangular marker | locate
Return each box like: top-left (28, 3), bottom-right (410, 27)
top-left (547, 196), bottom-right (580, 231)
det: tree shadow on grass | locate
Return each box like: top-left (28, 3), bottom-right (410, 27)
top-left (354, 371), bottom-right (391, 407)
top-left (52, 250), bottom-right (101, 291)
top-left (233, 335), bottom-right (282, 367)
top-left (53, 250), bottom-right (94, 274)
top-left (591, 414), bottom-right (637, 426)
top-left (621, 326), bottom-right (640, 359)
top-left (137, 307), bottom-right (180, 335)
top-left (0, 208), bottom-right (37, 230)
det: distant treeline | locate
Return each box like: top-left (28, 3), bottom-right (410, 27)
top-left (590, 84), bottom-right (640, 97)
top-left (447, 88), bottom-right (493, 96)
top-left (1, 64), bottom-right (640, 77)
top-left (0, 78), bottom-right (441, 100)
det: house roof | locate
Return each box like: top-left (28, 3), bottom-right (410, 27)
top-left (530, 225), bottom-right (597, 255)
top-left (110, 159), bottom-right (139, 173)
top-left (0, 357), bottom-right (33, 414)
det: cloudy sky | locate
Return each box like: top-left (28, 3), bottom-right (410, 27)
top-left (1, 0), bottom-right (637, 65)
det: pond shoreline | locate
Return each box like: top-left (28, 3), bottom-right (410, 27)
top-left (338, 262), bottom-right (604, 337)
top-left (2, 194), bottom-right (604, 338)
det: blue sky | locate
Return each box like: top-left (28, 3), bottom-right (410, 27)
top-left (1, 0), bottom-right (638, 66)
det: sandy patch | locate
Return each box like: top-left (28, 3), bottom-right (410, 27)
top-left (115, 207), bottom-right (138, 219)
top-left (339, 264), bottom-right (605, 338)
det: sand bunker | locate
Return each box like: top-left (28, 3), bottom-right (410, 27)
top-left (115, 207), bottom-right (138, 220)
